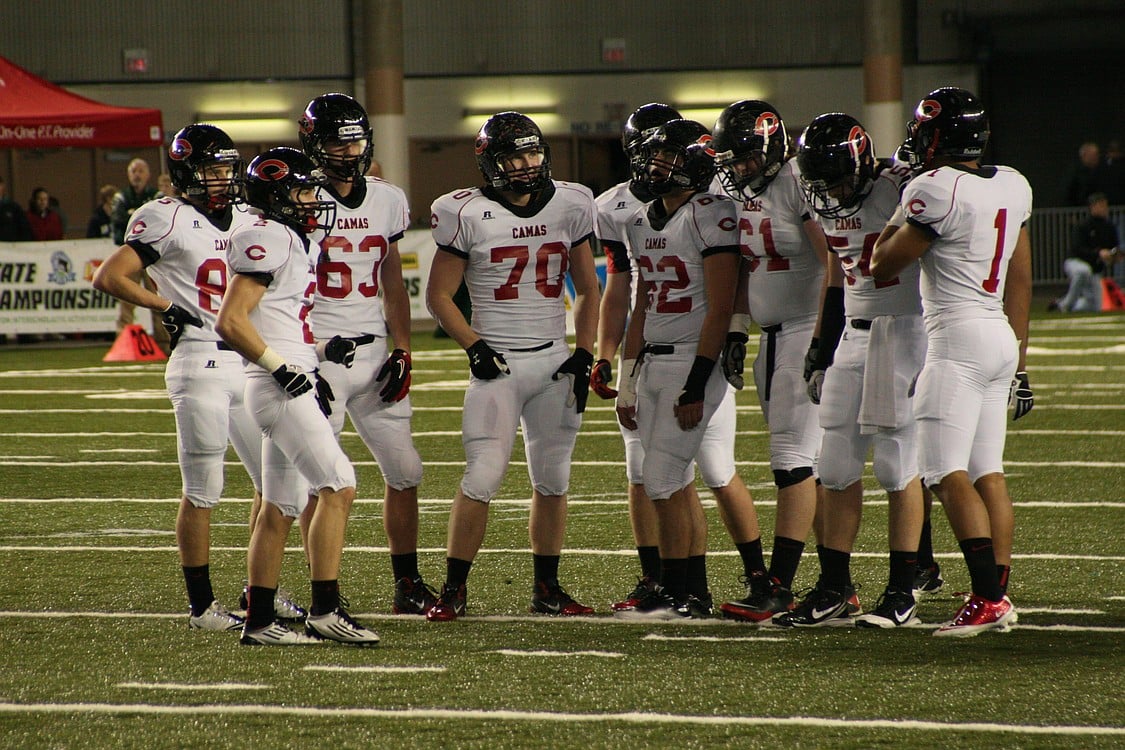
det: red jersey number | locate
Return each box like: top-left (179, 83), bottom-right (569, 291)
top-left (316, 235), bottom-right (388, 299)
top-left (635, 254), bottom-right (692, 313)
top-left (491, 242), bottom-right (569, 301)
top-left (195, 258), bottom-right (228, 313)
top-left (827, 232), bottom-right (899, 288)
top-left (739, 217), bottom-right (790, 272)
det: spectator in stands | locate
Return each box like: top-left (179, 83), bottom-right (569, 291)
top-left (86, 184), bottom-right (119, 239)
top-left (155, 172), bottom-right (175, 198)
top-left (26, 187), bottom-right (64, 241)
top-left (1063, 142), bottom-right (1112, 207)
top-left (1103, 139), bottom-right (1125, 206)
top-left (0, 176), bottom-right (33, 242)
top-left (1050, 192), bottom-right (1121, 312)
top-left (109, 158), bottom-right (170, 353)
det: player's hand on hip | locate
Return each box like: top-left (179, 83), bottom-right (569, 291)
top-left (160, 303), bottom-right (203, 351)
top-left (1011, 370), bottom-right (1033, 420)
top-left (317, 335), bottom-right (357, 368)
top-left (271, 364), bottom-right (313, 398)
top-left (313, 370), bottom-right (335, 416)
top-left (376, 348), bottom-right (412, 402)
top-left (590, 358), bottom-right (618, 399)
top-left (466, 339), bottom-right (510, 380)
top-left (553, 347), bottom-right (594, 413)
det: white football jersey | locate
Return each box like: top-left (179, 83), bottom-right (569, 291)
top-left (126, 198), bottom-right (255, 344)
top-left (595, 180), bottom-right (643, 274)
top-left (430, 181), bottom-right (596, 349)
top-left (738, 159), bottom-right (825, 327)
top-left (308, 177), bottom-right (410, 338)
top-left (817, 161), bottom-right (922, 319)
top-left (227, 217), bottom-right (318, 370)
top-left (902, 164), bottom-right (1033, 326)
top-left (625, 192), bottom-right (740, 345)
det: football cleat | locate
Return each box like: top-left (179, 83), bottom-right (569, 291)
top-left (530, 580), bottom-right (595, 616)
top-left (240, 619), bottom-right (321, 646)
top-left (426, 582), bottom-right (467, 622)
top-left (238, 582), bottom-right (308, 621)
top-left (188, 600), bottom-right (244, 631)
top-left (856, 588), bottom-right (920, 629)
top-left (613, 586), bottom-right (690, 621)
top-left (686, 593), bottom-right (714, 618)
top-left (774, 585), bottom-right (853, 628)
top-left (933, 593), bottom-right (1017, 638)
top-left (720, 574), bottom-right (795, 623)
top-left (913, 563), bottom-right (945, 596)
top-left (305, 607), bottom-right (380, 646)
top-left (611, 576), bottom-right (658, 612)
top-left (393, 575), bottom-right (439, 615)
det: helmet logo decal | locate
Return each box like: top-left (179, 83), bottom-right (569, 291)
top-left (257, 159), bottom-right (291, 181)
top-left (337, 124), bottom-right (365, 139)
top-left (917, 99), bottom-right (942, 121)
top-left (474, 137), bottom-right (489, 155)
top-left (755, 112), bottom-right (781, 138)
top-left (512, 135), bottom-right (540, 149)
top-left (696, 133), bottom-right (715, 156)
top-left (847, 126), bottom-right (868, 158)
top-left (169, 139), bottom-right (192, 161)
top-left (298, 116), bottom-right (314, 135)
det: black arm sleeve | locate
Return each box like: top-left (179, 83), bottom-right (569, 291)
top-left (814, 286), bottom-right (846, 369)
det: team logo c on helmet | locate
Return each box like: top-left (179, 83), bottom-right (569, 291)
top-left (697, 133), bottom-right (715, 155)
top-left (297, 116), bottom-right (314, 135)
top-left (755, 112), bottom-right (781, 138)
top-left (256, 159), bottom-right (291, 181)
top-left (169, 138), bottom-right (192, 161)
top-left (847, 126), bottom-right (869, 158)
top-left (916, 99), bottom-right (942, 121)
top-left (473, 136), bottom-right (489, 156)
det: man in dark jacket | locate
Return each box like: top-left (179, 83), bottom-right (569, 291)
top-left (0, 176), bottom-right (33, 242)
top-left (110, 158), bottom-right (170, 352)
top-left (1052, 193), bottom-right (1120, 312)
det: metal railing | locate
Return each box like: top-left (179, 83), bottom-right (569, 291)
top-left (1028, 206), bottom-right (1125, 285)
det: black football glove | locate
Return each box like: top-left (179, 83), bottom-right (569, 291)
top-left (313, 370), bottom-right (335, 417)
top-left (466, 339), bottom-right (510, 380)
top-left (720, 331), bottom-right (748, 390)
top-left (376, 348), bottom-right (412, 402)
top-left (590, 358), bottom-right (617, 399)
top-left (321, 335), bottom-right (357, 367)
top-left (1011, 371), bottom-right (1033, 421)
top-left (271, 364), bottom-right (313, 398)
top-left (804, 339), bottom-right (825, 404)
top-left (553, 348), bottom-right (594, 413)
top-left (677, 355), bottom-right (715, 407)
top-left (160, 303), bottom-right (203, 351)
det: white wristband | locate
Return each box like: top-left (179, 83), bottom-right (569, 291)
top-left (729, 313), bottom-right (752, 335)
top-left (616, 357), bottom-right (637, 390)
top-left (256, 346), bottom-right (285, 372)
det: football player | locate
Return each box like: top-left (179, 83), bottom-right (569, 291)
top-left (425, 112), bottom-right (601, 621)
top-left (871, 87), bottom-right (1033, 637)
top-left (711, 101), bottom-right (833, 623)
top-left (613, 119), bottom-right (742, 617)
top-left (92, 124), bottom-right (303, 631)
top-left (594, 104), bottom-right (765, 615)
top-left (772, 113), bottom-right (925, 628)
top-left (216, 147), bottom-right (380, 646)
top-left (298, 93), bottom-right (434, 615)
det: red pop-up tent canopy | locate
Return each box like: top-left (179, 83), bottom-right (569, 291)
top-left (0, 56), bottom-right (162, 149)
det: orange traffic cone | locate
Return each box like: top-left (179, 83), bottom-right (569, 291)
top-left (1101, 277), bottom-right (1125, 311)
top-left (103, 324), bottom-right (168, 362)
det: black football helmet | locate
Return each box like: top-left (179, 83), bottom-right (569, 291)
top-left (622, 103), bottom-right (681, 185)
top-left (474, 112), bottom-right (551, 194)
top-left (298, 93), bottom-right (373, 181)
top-left (711, 100), bottom-right (789, 200)
top-left (640, 118), bottom-right (716, 196)
top-left (244, 147), bottom-right (335, 234)
top-left (166, 124), bottom-right (242, 212)
top-left (796, 113), bottom-right (877, 219)
top-left (901, 87), bottom-right (989, 170)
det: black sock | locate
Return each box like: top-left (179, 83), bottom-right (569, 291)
top-left (246, 585), bottom-right (276, 629)
top-left (445, 557), bottom-right (473, 587)
top-left (182, 564), bottom-right (214, 617)
top-left (661, 558), bottom-right (688, 602)
top-left (997, 564), bottom-right (1011, 596)
top-left (917, 518), bottom-right (935, 568)
top-left (889, 550), bottom-right (918, 593)
top-left (959, 537), bottom-right (1002, 601)
top-left (687, 554), bottom-right (709, 598)
top-left (532, 554), bottom-right (560, 585)
top-left (817, 545), bottom-right (851, 592)
top-left (736, 538), bottom-right (767, 579)
top-left (637, 545), bottom-right (661, 582)
top-left (310, 579), bottom-right (340, 615)
top-left (391, 552), bottom-right (419, 582)
top-left (769, 536), bottom-right (806, 589)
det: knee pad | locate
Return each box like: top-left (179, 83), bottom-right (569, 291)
top-left (773, 466), bottom-right (814, 489)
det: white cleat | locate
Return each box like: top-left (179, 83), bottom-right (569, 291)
top-left (188, 600), bottom-right (245, 632)
top-left (240, 620), bottom-right (322, 646)
top-left (305, 608), bottom-right (381, 646)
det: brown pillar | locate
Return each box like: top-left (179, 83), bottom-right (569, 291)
top-left (862, 0), bottom-right (904, 159)
top-left (363, 0), bottom-right (408, 194)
